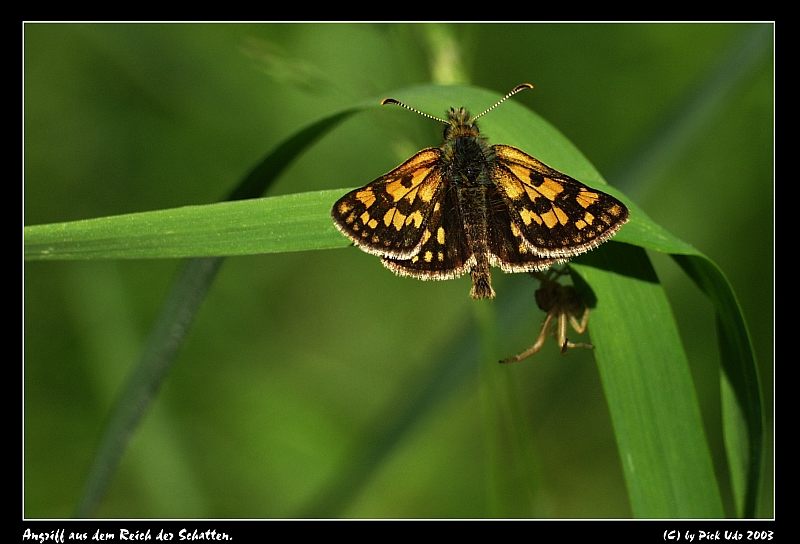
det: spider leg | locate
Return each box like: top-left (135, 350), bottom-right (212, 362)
top-left (500, 311), bottom-right (555, 364)
top-left (556, 311), bottom-right (569, 353)
top-left (569, 306), bottom-right (590, 334)
top-left (529, 271), bottom-right (550, 283)
top-left (562, 338), bottom-right (593, 351)
top-left (560, 308), bottom-right (593, 353)
top-left (503, 267), bottom-right (591, 362)
top-left (530, 265), bottom-right (569, 284)
top-left (561, 308), bottom-right (594, 353)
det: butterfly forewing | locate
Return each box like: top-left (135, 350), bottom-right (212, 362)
top-left (331, 148), bottom-right (445, 259)
top-left (491, 145), bottom-right (628, 259)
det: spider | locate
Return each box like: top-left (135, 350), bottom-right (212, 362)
top-left (501, 268), bottom-right (593, 364)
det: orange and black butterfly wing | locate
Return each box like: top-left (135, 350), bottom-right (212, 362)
top-left (484, 184), bottom-right (564, 272)
top-left (490, 145), bottom-right (628, 259)
top-left (331, 148), bottom-right (446, 260)
top-left (381, 184), bottom-right (473, 280)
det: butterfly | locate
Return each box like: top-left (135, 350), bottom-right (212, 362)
top-left (331, 83), bottom-right (628, 299)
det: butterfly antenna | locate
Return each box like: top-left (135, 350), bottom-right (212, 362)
top-left (470, 83), bottom-right (535, 123)
top-left (381, 97), bottom-right (448, 124)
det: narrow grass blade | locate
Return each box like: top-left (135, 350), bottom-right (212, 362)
top-left (73, 257), bottom-right (223, 517)
top-left (572, 245), bottom-right (725, 517)
top-left (24, 189), bottom-right (350, 261)
top-left (673, 254), bottom-right (764, 518)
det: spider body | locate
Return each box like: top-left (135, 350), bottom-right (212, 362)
top-left (501, 269), bottom-right (592, 363)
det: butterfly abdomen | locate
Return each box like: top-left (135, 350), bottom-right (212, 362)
top-left (446, 142), bottom-right (494, 299)
top-left (440, 131), bottom-right (498, 299)
top-left (460, 185), bottom-right (494, 299)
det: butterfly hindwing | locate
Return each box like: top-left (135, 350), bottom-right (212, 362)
top-left (382, 185), bottom-right (472, 280)
top-left (484, 185), bottom-right (564, 273)
top-left (331, 148), bottom-right (445, 259)
top-left (491, 145), bottom-right (628, 259)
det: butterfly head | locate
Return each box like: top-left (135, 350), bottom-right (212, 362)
top-left (444, 107), bottom-right (480, 141)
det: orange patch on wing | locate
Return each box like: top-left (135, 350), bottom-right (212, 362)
top-left (540, 210), bottom-right (558, 229)
top-left (386, 167), bottom-right (435, 203)
top-left (405, 210), bottom-right (423, 228)
top-left (392, 209), bottom-right (407, 230)
top-left (537, 178), bottom-right (564, 201)
top-left (576, 190), bottom-right (599, 208)
top-left (356, 189), bottom-right (376, 208)
top-left (497, 172), bottom-right (525, 199)
top-left (553, 206), bottom-right (569, 225)
top-left (520, 209), bottom-right (542, 226)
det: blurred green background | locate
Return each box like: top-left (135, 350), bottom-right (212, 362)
top-left (23, 23), bottom-right (773, 518)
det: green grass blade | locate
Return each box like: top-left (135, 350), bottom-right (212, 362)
top-left (572, 246), bottom-right (725, 517)
top-left (673, 254), bottom-right (764, 518)
top-left (74, 257), bottom-right (223, 517)
top-left (24, 189), bottom-right (349, 261)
